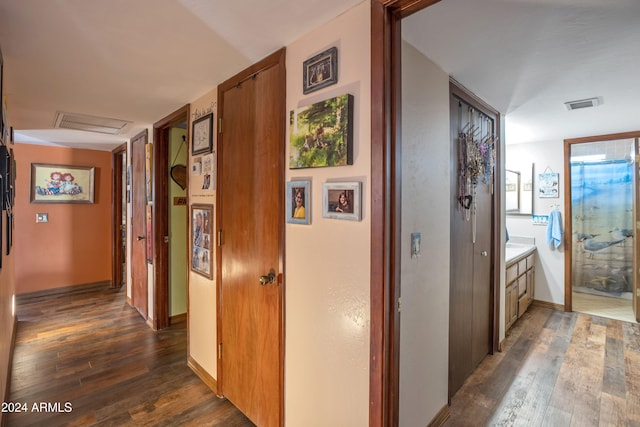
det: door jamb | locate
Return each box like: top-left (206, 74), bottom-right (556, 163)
top-left (111, 142), bottom-right (127, 289)
top-left (152, 104), bottom-right (190, 330)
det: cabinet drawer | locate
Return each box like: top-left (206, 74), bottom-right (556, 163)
top-left (526, 253), bottom-right (535, 269)
top-left (518, 258), bottom-right (527, 275)
top-left (506, 264), bottom-right (518, 284)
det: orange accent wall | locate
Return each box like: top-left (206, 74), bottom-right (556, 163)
top-left (13, 144), bottom-right (112, 294)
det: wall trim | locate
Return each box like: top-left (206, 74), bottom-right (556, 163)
top-left (532, 299), bottom-right (564, 312)
top-left (170, 313), bottom-right (187, 324)
top-left (428, 404), bottom-right (450, 427)
top-left (188, 355), bottom-right (218, 396)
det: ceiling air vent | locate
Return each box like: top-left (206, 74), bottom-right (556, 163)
top-left (54, 111), bottom-right (131, 135)
top-left (564, 97), bottom-right (601, 111)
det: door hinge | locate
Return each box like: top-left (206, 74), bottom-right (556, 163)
top-left (218, 117), bottom-right (223, 134)
top-left (218, 343), bottom-right (222, 359)
top-left (398, 297), bottom-right (402, 313)
top-left (637, 288), bottom-right (640, 297)
top-left (218, 230), bottom-right (223, 247)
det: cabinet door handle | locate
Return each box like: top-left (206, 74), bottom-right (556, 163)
top-left (481, 250), bottom-right (488, 257)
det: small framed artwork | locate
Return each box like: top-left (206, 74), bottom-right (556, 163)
top-left (538, 172), bottom-right (559, 198)
top-left (191, 204), bottom-right (213, 279)
top-left (303, 47), bottom-right (338, 94)
top-left (322, 181), bottom-right (362, 221)
top-left (286, 180), bottom-right (310, 225)
top-left (289, 94), bottom-right (354, 169)
top-left (192, 113), bottom-right (214, 155)
top-left (30, 163), bottom-right (95, 204)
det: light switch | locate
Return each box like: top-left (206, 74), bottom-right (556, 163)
top-left (36, 213), bottom-right (48, 223)
top-left (411, 232), bottom-right (421, 258)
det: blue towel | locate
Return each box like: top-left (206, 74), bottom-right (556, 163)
top-left (547, 210), bottom-right (563, 248)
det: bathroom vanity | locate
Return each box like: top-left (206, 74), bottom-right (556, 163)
top-left (505, 242), bottom-right (536, 332)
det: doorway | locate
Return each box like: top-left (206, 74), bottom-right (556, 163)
top-left (152, 105), bottom-right (189, 330)
top-left (112, 143), bottom-right (127, 289)
top-left (371, 1), bottom-right (502, 425)
top-left (564, 131), bottom-right (640, 323)
top-left (130, 130), bottom-right (149, 319)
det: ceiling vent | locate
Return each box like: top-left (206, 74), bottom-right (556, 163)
top-left (54, 111), bottom-right (131, 135)
top-left (564, 97), bottom-right (601, 111)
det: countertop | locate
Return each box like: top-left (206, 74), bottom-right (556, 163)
top-left (505, 242), bottom-right (536, 265)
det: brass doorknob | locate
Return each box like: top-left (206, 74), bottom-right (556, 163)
top-left (259, 271), bottom-right (276, 285)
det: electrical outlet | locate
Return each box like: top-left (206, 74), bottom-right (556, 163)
top-left (36, 213), bottom-right (48, 223)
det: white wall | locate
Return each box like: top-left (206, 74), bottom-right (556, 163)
top-left (399, 41), bottom-right (451, 425)
top-left (285, 2), bottom-right (371, 425)
top-left (506, 139), bottom-right (566, 305)
top-left (188, 88), bottom-right (218, 377)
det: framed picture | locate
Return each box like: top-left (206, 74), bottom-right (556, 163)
top-left (30, 163), bottom-right (95, 204)
top-left (538, 172), bottom-right (559, 198)
top-left (192, 113), bottom-right (213, 155)
top-left (289, 94), bottom-right (354, 169)
top-left (303, 47), bottom-right (338, 94)
top-left (322, 181), bottom-right (362, 221)
top-left (191, 204), bottom-right (213, 279)
top-left (286, 180), bottom-right (311, 225)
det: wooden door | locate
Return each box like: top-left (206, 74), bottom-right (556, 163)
top-left (449, 88), bottom-right (496, 397)
top-left (217, 49), bottom-right (285, 427)
top-left (131, 130), bottom-right (148, 319)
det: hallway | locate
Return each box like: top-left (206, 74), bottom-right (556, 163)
top-left (7, 283), bottom-right (253, 426)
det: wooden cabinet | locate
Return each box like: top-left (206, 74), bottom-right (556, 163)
top-left (505, 251), bottom-right (536, 332)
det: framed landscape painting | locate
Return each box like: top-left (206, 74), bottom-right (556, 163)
top-left (289, 94), bottom-right (354, 169)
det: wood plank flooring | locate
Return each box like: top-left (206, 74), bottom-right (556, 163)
top-left (444, 305), bottom-right (640, 426)
top-left (6, 283), bottom-right (254, 426)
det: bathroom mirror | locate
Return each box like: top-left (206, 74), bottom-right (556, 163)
top-left (505, 163), bottom-right (533, 215)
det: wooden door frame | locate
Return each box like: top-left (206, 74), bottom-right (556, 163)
top-left (371, 1), bottom-right (501, 425)
top-left (563, 130), bottom-right (640, 320)
top-left (216, 48), bottom-right (286, 424)
top-left (111, 142), bottom-right (127, 289)
top-left (152, 104), bottom-right (190, 331)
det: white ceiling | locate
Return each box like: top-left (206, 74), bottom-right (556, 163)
top-left (403, 0), bottom-right (640, 144)
top-left (1, 0), bottom-right (638, 151)
top-left (0, 0), bottom-right (362, 151)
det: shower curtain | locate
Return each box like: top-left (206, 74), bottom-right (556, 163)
top-left (571, 159), bottom-right (633, 299)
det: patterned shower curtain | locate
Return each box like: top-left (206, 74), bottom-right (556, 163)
top-left (571, 159), bottom-right (633, 299)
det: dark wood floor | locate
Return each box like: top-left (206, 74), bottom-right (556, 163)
top-left (6, 283), bottom-right (254, 426)
top-left (445, 305), bottom-right (640, 426)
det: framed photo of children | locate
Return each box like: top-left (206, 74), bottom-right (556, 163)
top-left (30, 163), bottom-right (95, 204)
top-left (191, 204), bottom-right (213, 279)
top-left (322, 181), bottom-right (361, 221)
top-left (286, 180), bottom-right (310, 225)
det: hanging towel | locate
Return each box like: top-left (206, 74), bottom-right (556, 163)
top-left (546, 210), bottom-right (563, 249)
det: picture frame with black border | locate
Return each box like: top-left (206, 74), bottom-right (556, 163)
top-left (322, 181), bottom-right (361, 221)
top-left (286, 180), bottom-right (311, 225)
top-left (191, 203), bottom-right (213, 279)
top-left (192, 113), bottom-right (214, 155)
top-left (303, 47), bottom-right (338, 94)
